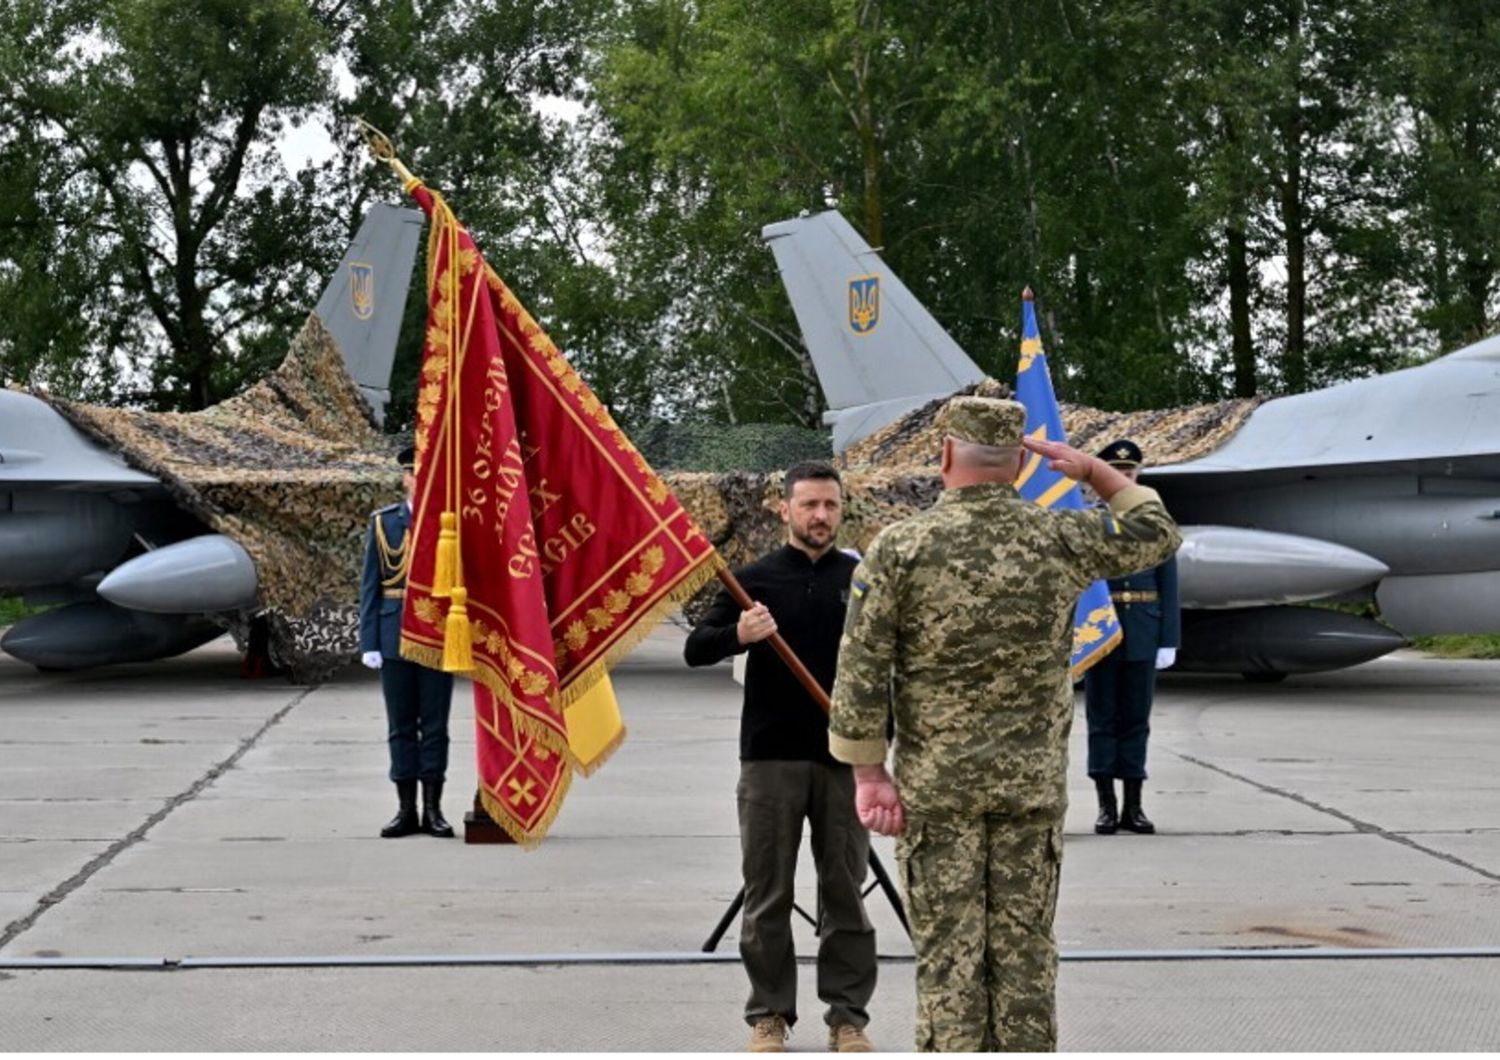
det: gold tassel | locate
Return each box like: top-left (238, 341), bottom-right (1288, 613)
top-left (433, 511), bottom-right (458, 597)
top-left (442, 585), bottom-right (474, 672)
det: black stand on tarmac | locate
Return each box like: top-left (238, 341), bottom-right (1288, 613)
top-left (700, 848), bottom-right (911, 953)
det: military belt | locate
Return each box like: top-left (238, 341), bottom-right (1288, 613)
top-left (383, 588), bottom-right (405, 599)
top-left (1111, 590), bottom-right (1158, 604)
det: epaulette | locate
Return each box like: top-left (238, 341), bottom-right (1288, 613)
top-left (374, 502), bottom-right (403, 516)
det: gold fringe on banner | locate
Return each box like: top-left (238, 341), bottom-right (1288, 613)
top-left (479, 772), bottom-right (572, 850)
top-left (554, 554), bottom-right (724, 715)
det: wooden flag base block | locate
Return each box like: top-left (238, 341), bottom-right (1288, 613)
top-left (463, 790), bottom-right (516, 844)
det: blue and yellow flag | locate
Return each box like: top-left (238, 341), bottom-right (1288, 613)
top-left (1014, 290), bottom-right (1122, 677)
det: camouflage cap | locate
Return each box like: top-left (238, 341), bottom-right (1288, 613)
top-left (937, 397), bottom-right (1027, 448)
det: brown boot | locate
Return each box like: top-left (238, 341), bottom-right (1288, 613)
top-left (748, 1015), bottom-right (789, 1053)
top-left (828, 1023), bottom-right (874, 1052)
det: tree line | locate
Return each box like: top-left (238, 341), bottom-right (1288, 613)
top-left (2, 0), bottom-right (1497, 431)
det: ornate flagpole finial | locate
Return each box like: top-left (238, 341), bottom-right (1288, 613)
top-left (355, 116), bottom-right (419, 189)
top-left (1022, 286), bottom-right (1035, 302)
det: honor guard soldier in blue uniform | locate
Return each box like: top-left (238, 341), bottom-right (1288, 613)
top-left (359, 446), bottom-right (456, 838)
top-left (1084, 439), bottom-right (1181, 835)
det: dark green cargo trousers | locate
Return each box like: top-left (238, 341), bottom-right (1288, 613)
top-left (737, 760), bottom-right (878, 1028)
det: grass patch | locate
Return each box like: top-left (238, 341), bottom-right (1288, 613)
top-left (0, 596), bottom-right (37, 626)
top-left (1409, 634), bottom-right (1500, 660)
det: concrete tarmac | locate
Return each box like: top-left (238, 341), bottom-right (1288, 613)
top-left (2, 626), bottom-right (1498, 1050)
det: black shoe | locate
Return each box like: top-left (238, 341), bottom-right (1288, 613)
top-left (421, 778), bottom-right (454, 838)
top-left (1093, 776), bottom-right (1118, 835)
top-left (381, 779), bottom-right (420, 837)
top-left (1120, 779), bottom-right (1155, 834)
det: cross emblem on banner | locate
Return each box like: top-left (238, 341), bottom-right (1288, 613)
top-left (507, 778), bottom-right (538, 807)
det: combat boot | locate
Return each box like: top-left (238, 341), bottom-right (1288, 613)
top-left (828, 1022), bottom-right (874, 1052)
top-left (1120, 778), bottom-right (1155, 834)
top-left (380, 779), bottom-right (420, 837)
top-left (421, 778), bottom-right (454, 838)
top-left (747, 1015), bottom-right (789, 1052)
top-left (1093, 776), bottom-right (1119, 835)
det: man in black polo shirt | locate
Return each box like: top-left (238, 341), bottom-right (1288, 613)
top-left (686, 462), bottom-right (876, 1054)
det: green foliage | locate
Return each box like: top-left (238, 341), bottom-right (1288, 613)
top-left (2, 0), bottom-right (1499, 428)
top-left (0, 0), bottom-right (340, 407)
top-left (1409, 635), bottom-right (1500, 660)
top-left (0, 597), bottom-right (40, 626)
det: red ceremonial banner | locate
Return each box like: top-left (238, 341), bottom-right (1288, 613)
top-left (396, 180), bottom-right (720, 844)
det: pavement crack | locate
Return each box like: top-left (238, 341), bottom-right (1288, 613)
top-left (1170, 750), bottom-right (1500, 884)
top-left (0, 687), bottom-right (315, 952)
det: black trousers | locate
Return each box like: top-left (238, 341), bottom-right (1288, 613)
top-left (737, 760), bottom-right (877, 1029)
top-left (381, 657), bottom-right (454, 782)
top-left (1084, 655), bottom-right (1156, 780)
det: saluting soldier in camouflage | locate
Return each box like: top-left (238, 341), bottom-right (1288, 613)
top-left (827, 397), bottom-right (1182, 1052)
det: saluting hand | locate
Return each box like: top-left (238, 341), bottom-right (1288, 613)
top-left (736, 602), bottom-right (778, 645)
top-left (1021, 436), bottom-right (1097, 483)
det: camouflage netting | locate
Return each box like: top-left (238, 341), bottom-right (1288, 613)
top-left (37, 318), bottom-right (1263, 676)
top-left (635, 420), bottom-right (831, 472)
top-left (43, 315), bottom-right (403, 682)
top-left (842, 378), bottom-right (1264, 470)
top-left (665, 379), bottom-right (1263, 623)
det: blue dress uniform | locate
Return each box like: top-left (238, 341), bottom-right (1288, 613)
top-left (358, 486), bottom-right (456, 838)
top-left (1083, 439), bottom-right (1181, 834)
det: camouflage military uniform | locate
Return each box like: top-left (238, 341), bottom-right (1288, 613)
top-left (828, 402), bottom-right (1181, 1052)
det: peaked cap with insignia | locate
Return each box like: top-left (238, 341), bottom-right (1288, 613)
top-left (1097, 438), bottom-right (1143, 468)
top-left (937, 397), bottom-right (1027, 448)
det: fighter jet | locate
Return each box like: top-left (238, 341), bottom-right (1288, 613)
top-left (0, 204), bottom-right (424, 670)
top-left (763, 210), bottom-right (1500, 678)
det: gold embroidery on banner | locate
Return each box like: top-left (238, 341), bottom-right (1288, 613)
top-left (604, 590), bottom-right (631, 614)
top-left (553, 544), bottom-right (674, 668)
top-left (508, 777), bottom-right (538, 806)
top-left (413, 596), bottom-right (443, 626)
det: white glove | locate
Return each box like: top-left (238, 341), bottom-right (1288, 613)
top-left (1155, 647), bottom-right (1177, 671)
top-left (361, 651), bottom-right (383, 670)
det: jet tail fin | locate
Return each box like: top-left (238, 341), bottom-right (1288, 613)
top-left (761, 211), bottom-right (986, 453)
top-left (313, 203), bottom-right (425, 426)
